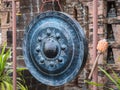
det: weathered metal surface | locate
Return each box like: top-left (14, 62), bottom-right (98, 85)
top-left (23, 11), bottom-right (88, 86)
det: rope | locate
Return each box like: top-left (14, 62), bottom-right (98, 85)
top-left (52, 0), bottom-right (55, 11)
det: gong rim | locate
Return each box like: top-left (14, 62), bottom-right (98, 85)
top-left (23, 11), bottom-right (87, 86)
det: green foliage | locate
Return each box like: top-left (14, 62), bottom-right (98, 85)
top-left (0, 43), bottom-right (28, 90)
top-left (84, 80), bottom-right (103, 87)
top-left (84, 80), bottom-right (114, 90)
top-left (99, 67), bottom-right (120, 90)
top-left (85, 66), bottom-right (120, 90)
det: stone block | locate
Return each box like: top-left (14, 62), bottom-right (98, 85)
top-left (16, 39), bottom-right (23, 47)
top-left (98, 9), bottom-right (104, 15)
top-left (98, 27), bottom-right (104, 34)
top-left (24, 13), bottom-right (32, 25)
top-left (112, 48), bottom-right (120, 66)
top-left (17, 59), bottom-right (26, 67)
top-left (66, 0), bottom-right (71, 3)
top-left (2, 28), bottom-right (8, 44)
top-left (20, 0), bottom-right (31, 7)
top-left (64, 86), bottom-right (80, 90)
top-left (112, 25), bottom-right (120, 44)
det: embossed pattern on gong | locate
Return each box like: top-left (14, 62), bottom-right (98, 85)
top-left (23, 11), bottom-right (88, 86)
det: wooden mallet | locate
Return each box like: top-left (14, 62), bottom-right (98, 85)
top-left (88, 39), bottom-right (108, 80)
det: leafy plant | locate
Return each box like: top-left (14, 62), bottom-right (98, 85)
top-left (85, 66), bottom-right (120, 90)
top-left (99, 66), bottom-right (120, 90)
top-left (0, 43), bottom-right (28, 90)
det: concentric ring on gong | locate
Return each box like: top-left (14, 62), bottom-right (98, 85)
top-left (23, 11), bottom-right (88, 86)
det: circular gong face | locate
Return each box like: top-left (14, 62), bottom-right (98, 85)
top-left (23, 11), bottom-right (88, 86)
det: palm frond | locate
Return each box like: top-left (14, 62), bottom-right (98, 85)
top-left (17, 81), bottom-right (28, 90)
top-left (3, 81), bottom-right (13, 90)
top-left (0, 44), bottom-right (28, 90)
top-left (1, 82), bottom-right (5, 90)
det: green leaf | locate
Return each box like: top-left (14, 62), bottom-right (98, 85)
top-left (0, 44), bottom-right (28, 90)
top-left (17, 81), bottom-right (28, 90)
top-left (16, 68), bottom-right (27, 76)
top-left (85, 80), bottom-right (114, 90)
top-left (1, 43), bottom-right (7, 55)
top-left (6, 69), bottom-right (13, 76)
top-left (109, 88), bottom-right (114, 90)
top-left (3, 81), bottom-right (13, 90)
top-left (84, 80), bottom-right (103, 86)
top-left (1, 82), bottom-right (5, 90)
top-left (98, 67), bottom-right (120, 89)
top-left (17, 68), bottom-right (27, 72)
top-left (0, 43), bottom-right (11, 76)
top-left (111, 70), bottom-right (120, 85)
top-left (1, 49), bottom-right (11, 75)
top-left (0, 43), bottom-right (7, 75)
